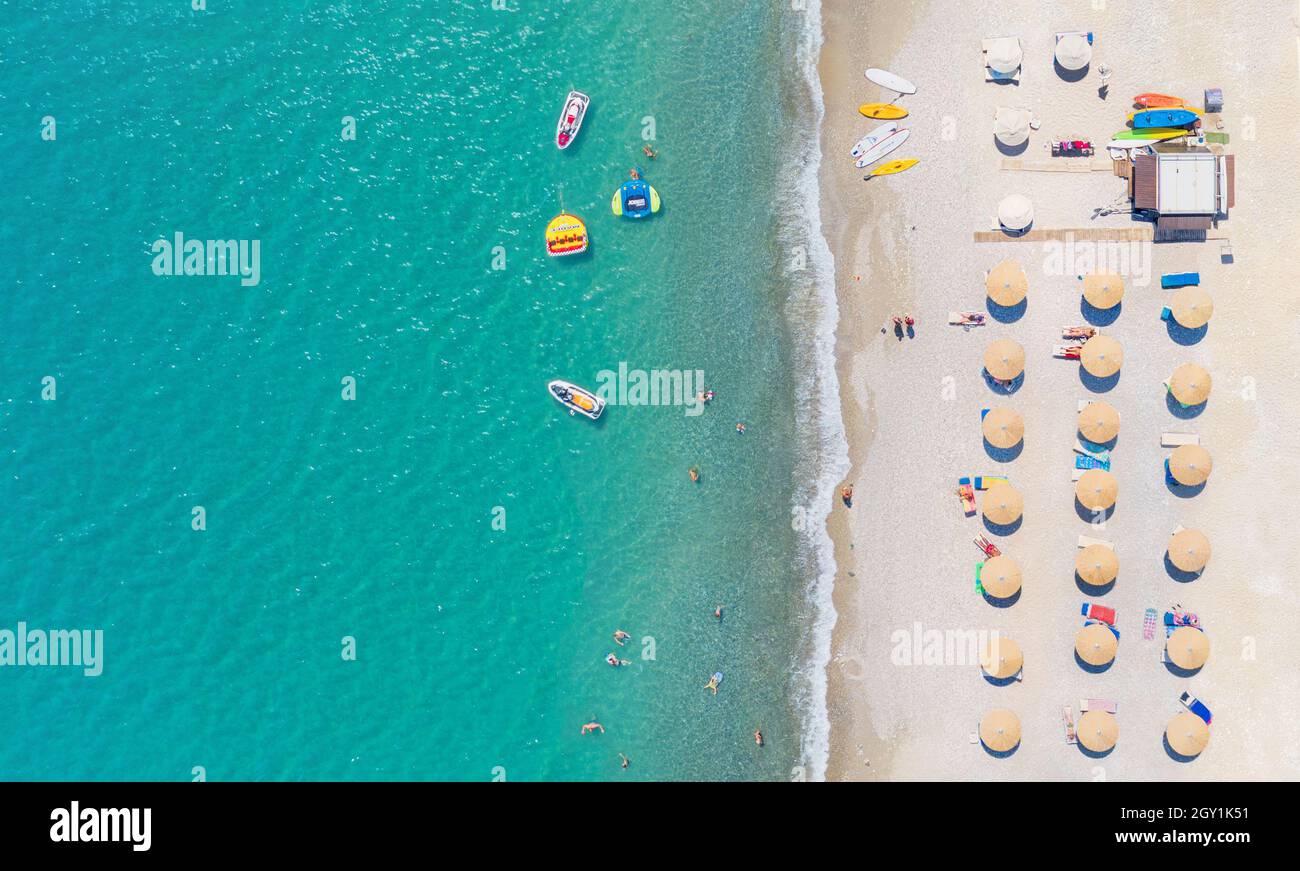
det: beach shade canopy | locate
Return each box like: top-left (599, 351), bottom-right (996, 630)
top-left (1080, 334), bottom-right (1123, 378)
top-left (1167, 711), bottom-right (1210, 757)
top-left (1075, 622), bottom-right (1118, 666)
top-left (986, 259), bottom-right (1028, 306)
top-left (1167, 626), bottom-right (1210, 670)
top-left (982, 406), bottom-right (1025, 448)
top-left (980, 635), bottom-right (1024, 679)
top-left (1171, 286), bottom-right (1214, 329)
top-left (979, 708), bottom-right (1021, 752)
top-left (1169, 444), bottom-right (1213, 486)
top-left (997, 194), bottom-right (1034, 231)
top-left (981, 555), bottom-right (1023, 599)
top-left (1075, 543), bottom-right (1119, 586)
top-left (994, 106), bottom-right (1032, 146)
top-left (1168, 528), bottom-right (1211, 573)
top-left (1169, 363), bottom-right (1212, 406)
top-left (1077, 710), bottom-right (1118, 752)
top-left (1078, 401), bottom-right (1120, 442)
top-left (1055, 33), bottom-right (1093, 71)
top-left (986, 37), bottom-right (1023, 74)
top-left (1075, 469), bottom-right (1118, 511)
top-left (984, 338), bottom-right (1026, 381)
top-left (982, 483), bottom-right (1024, 526)
top-left (1082, 271), bottom-right (1125, 309)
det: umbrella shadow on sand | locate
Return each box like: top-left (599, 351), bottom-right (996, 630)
top-left (1075, 573), bottom-right (1115, 596)
top-left (1077, 741), bottom-right (1114, 759)
top-left (1165, 477), bottom-right (1206, 499)
top-left (1081, 299), bottom-right (1121, 327)
top-left (988, 297), bottom-right (1027, 324)
top-left (1079, 368), bottom-right (1120, 393)
top-left (984, 371), bottom-right (1024, 395)
top-left (994, 135), bottom-right (1029, 157)
top-left (982, 516), bottom-right (1023, 536)
top-left (981, 740), bottom-right (1020, 759)
top-left (1164, 660), bottom-right (1204, 678)
top-left (1165, 393), bottom-right (1206, 419)
top-left (1166, 319), bottom-right (1208, 346)
top-left (983, 588), bottom-right (1022, 609)
top-left (1074, 651), bottom-right (1114, 675)
top-left (1164, 554), bottom-right (1203, 584)
top-left (984, 438), bottom-right (1024, 463)
top-left (1074, 499), bottom-right (1113, 524)
top-left (1054, 61), bottom-right (1089, 82)
top-left (1163, 735), bottom-right (1201, 763)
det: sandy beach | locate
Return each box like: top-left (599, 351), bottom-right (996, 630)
top-left (819, 0), bottom-right (1300, 780)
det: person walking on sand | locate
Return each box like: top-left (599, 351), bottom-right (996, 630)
top-left (581, 720), bottom-right (604, 735)
top-left (613, 629), bottom-right (631, 646)
top-left (841, 484), bottom-right (854, 507)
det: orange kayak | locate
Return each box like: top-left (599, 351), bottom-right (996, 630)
top-left (1133, 92), bottom-right (1186, 108)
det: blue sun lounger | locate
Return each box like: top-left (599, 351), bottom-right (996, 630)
top-left (1161, 272), bottom-right (1200, 289)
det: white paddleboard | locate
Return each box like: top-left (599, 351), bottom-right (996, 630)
top-left (855, 128), bottom-right (910, 168)
top-left (850, 121), bottom-right (898, 159)
top-left (865, 68), bottom-right (916, 95)
top-left (1105, 139), bottom-right (1154, 151)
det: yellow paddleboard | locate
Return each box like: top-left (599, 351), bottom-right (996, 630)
top-left (859, 103), bottom-right (908, 120)
top-left (869, 158), bottom-right (918, 177)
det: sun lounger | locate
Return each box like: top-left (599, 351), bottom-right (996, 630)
top-left (957, 477), bottom-right (977, 516)
top-left (1075, 453), bottom-right (1109, 471)
top-left (1179, 691), bottom-right (1213, 724)
top-left (1081, 603), bottom-right (1116, 625)
top-left (1079, 698), bottom-right (1117, 714)
top-left (1160, 306), bottom-right (1173, 322)
top-left (1071, 468), bottom-right (1084, 482)
top-left (1161, 432), bottom-right (1199, 447)
top-left (1161, 272), bottom-right (1200, 288)
top-left (1053, 344), bottom-right (1081, 360)
top-left (949, 311), bottom-right (987, 326)
top-left (1062, 707), bottom-right (1077, 744)
top-left (1062, 325), bottom-right (1096, 340)
top-left (973, 534), bottom-right (1001, 557)
top-left (1077, 534), bottom-right (1113, 550)
top-left (1143, 608), bottom-right (1158, 641)
top-left (973, 476), bottom-right (1008, 490)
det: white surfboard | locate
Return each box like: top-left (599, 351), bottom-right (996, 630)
top-left (855, 128), bottom-right (910, 169)
top-left (850, 121), bottom-right (898, 159)
top-left (1105, 139), bottom-right (1154, 151)
top-left (865, 68), bottom-right (916, 95)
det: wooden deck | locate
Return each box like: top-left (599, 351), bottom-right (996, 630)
top-left (999, 157), bottom-right (1115, 173)
top-left (973, 227), bottom-right (1155, 243)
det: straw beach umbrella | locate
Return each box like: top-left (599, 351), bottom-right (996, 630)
top-left (1168, 528), bottom-right (1211, 573)
top-left (1075, 544), bottom-right (1119, 586)
top-left (979, 708), bottom-right (1021, 752)
top-left (980, 635), bottom-right (1023, 680)
top-left (1080, 335), bottom-right (1123, 378)
top-left (1167, 626), bottom-right (1210, 670)
top-left (997, 194), bottom-right (1034, 231)
top-left (994, 106), bottom-right (1031, 147)
top-left (1082, 272), bottom-right (1125, 309)
top-left (1055, 33), bottom-right (1093, 71)
top-left (1075, 469), bottom-right (1118, 511)
top-left (986, 38), bottom-right (1023, 75)
top-left (986, 259), bottom-right (1028, 306)
top-left (982, 406), bottom-right (1024, 448)
top-left (1167, 712), bottom-right (1210, 757)
top-left (982, 483), bottom-right (1024, 526)
top-left (1171, 287), bottom-right (1214, 329)
top-left (984, 338), bottom-right (1025, 381)
top-left (1169, 444), bottom-right (1213, 486)
top-left (1077, 710), bottom-right (1118, 753)
top-left (981, 555), bottom-right (1022, 599)
top-left (1169, 363), bottom-right (1212, 406)
top-left (1077, 401), bottom-right (1120, 443)
top-left (1075, 622), bottom-right (1118, 666)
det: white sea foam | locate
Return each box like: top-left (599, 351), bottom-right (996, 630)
top-left (779, 0), bottom-right (850, 783)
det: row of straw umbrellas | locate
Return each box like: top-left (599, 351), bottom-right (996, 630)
top-left (978, 707), bottom-right (1210, 756)
top-left (975, 261), bottom-right (1215, 757)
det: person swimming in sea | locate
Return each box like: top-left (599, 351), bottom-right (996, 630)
top-left (606, 653), bottom-right (629, 667)
top-left (581, 720), bottom-right (604, 735)
top-left (642, 144), bottom-right (658, 159)
top-left (713, 604), bottom-right (724, 620)
top-left (704, 674), bottom-right (720, 695)
top-left (613, 629), bottom-right (631, 646)
top-left (689, 466), bottom-right (700, 483)
top-left (754, 728), bottom-right (764, 747)
top-left (619, 753), bottom-right (630, 769)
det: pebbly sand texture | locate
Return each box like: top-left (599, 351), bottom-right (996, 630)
top-left (819, 0), bottom-right (1300, 780)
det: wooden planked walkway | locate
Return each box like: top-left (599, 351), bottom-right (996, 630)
top-left (1000, 157), bottom-right (1115, 173)
top-left (974, 227), bottom-right (1155, 243)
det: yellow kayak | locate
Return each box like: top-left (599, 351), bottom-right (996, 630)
top-left (859, 103), bottom-right (908, 120)
top-left (869, 158), bottom-right (918, 177)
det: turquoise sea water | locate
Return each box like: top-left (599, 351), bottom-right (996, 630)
top-left (0, 0), bottom-right (840, 780)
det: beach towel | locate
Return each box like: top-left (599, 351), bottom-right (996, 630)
top-left (1081, 603), bottom-right (1116, 625)
top-left (1142, 608), bottom-right (1157, 641)
top-left (975, 562), bottom-right (985, 596)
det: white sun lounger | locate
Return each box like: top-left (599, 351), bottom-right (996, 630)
top-left (1161, 432), bottom-right (1199, 447)
top-left (1074, 439), bottom-right (1109, 460)
top-left (1080, 698), bottom-right (1118, 714)
top-left (1077, 534), bottom-right (1114, 550)
top-left (1071, 468), bottom-right (1084, 482)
